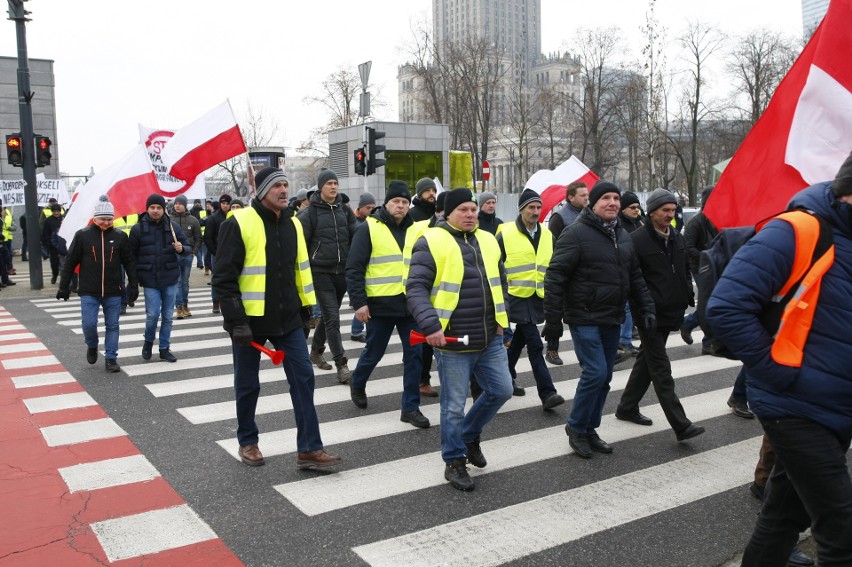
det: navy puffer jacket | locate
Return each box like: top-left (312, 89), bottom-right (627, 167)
top-left (129, 213), bottom-right (190, 289)
top-left (406, 221), bottom-right (508, 351)
top-left (707, 183), bottom-right (852, 444)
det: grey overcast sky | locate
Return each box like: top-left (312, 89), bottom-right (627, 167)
top-left (2, 0), bottom-right (804, 177)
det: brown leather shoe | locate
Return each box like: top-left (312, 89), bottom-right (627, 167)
top-left (238, 444), bottom-right (265, 466)
top-left (297, 449), bottom-right (342, 469)
top-left (420, 384), bottom-right (438, 397)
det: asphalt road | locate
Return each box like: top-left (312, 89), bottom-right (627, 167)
top-left (1, 263), bottom-right (817, 566)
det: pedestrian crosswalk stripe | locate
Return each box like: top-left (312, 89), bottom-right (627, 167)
top-left (58, 454), bottom-right (161, 493)
top-left (91, 504), bottom-right (218, 562)
top-left (12, 371), bottom-right (76, 389)
top-left (23, 391), bottom-right (97, 413)
top-left (1, 354), bottom-right (59, 370)
top-left (352, 436), bottom-right (762, 567)
top-left (275, 388), bottom-right (738, 517)
top-left (0, 340), bottom-right (46, 354)
top-left (0, 332), bottom-right (36, 343)
top-left (40, 417), bottom-right (127, 447)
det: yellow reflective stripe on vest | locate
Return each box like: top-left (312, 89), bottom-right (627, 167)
top-left (499, 221), bottom-right (553, 298)
top-left (233, 208), bottom-right (315, 316)
top-left (422, 226), bottom-right (508, 331)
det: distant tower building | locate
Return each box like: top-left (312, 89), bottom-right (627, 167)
top-left (433, 0), bottom-right (541, 79)
top-left (801, 0), bottom-right (829, 37)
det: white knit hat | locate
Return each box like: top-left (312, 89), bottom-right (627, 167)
top-left (93, 195), bottom-right (115, 219)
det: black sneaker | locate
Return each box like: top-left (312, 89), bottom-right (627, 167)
top-left (465, 438), bottom-right (487, 468)
top-left (350, 334), bottom-right (366, 343)
top-left (159, 349), bottom-right (177, 363)
top-left (86, 347), bottom-right (98, 365)
top-left (350, 387), bottom-right (368, 409)
top-left (542, 393), bottom-right (565, 410)
top-left (141, 341), bottom-right (153, 360)
top-left (512, 380), bottom-right (526, 396)
top-left (444, 458), bottom-right (475, 491)
top-left (105, 359), bottom-right (121, 373)
top-left (676, 423), bottom-right (706, 442)
top-left (400, 410), bottom-right (430, 429)
top-left (545, 350), bottom-right (563, 365)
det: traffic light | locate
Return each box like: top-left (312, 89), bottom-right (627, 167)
top-left (6, 133), bottom-right (23, 167)
top-left (366, 126), bottom-right (386, 176)
top-left (35, 135), bottom-right (52, 167)
top-left (354, 147), bottom-right (367, 176)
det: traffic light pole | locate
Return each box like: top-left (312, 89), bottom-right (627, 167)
top-left (9, 0), bottom-right (44, 289)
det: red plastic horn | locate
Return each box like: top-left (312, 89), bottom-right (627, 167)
top-left (251, 341), bottom-right (286, 365)
top-left (409, 330), bottom-right (470, 346)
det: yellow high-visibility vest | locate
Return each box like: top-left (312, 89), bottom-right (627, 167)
top-left (365, 217), bottom-right (420, 297)
top-left (499, 221), bottom-right (553, 299)
top-left (1, 209), bottom-right (13, 242)
top-left (232, 207), bottom-right (315, 316)
top-left (113, 214), bottom-right (138, 235)
top-left (421, 226), bottom-right (508, 331)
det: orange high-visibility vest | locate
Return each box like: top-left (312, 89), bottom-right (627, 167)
top-left (756, 210), bottom-right (835, 368)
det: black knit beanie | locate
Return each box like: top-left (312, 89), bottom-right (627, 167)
top-left (588, 181), bottom-right (620, 207)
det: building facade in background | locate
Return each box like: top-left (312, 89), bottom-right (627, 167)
top-left (801, 0), bottom-right (829, 37)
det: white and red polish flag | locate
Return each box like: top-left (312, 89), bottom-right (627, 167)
top-left (59, 144), bottom-right (160, 243)
top-left (705, 0), bottom-right (852, 228)
top-left (161, 100), bottom-right (247, 182)
top-left (525, 155), bottom-right (600, 220)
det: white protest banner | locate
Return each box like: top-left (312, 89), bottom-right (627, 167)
top-left (138, 125), bottom-right (206, 202)
top-left (0, 178), bottom-right (70, 207)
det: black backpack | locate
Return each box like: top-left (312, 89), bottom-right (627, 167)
top-left (697, 209), bottom-right (834, 360)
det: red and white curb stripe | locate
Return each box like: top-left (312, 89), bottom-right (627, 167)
top-left (0, 308), bottom-right (243, 566)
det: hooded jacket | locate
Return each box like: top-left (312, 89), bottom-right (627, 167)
top-left (129, 213), bottom-right (190, 288)
top-left (409, 195), bottom-right (436, 222)
top-left (707, 183), bottom-right (852, 444)
top-left (297, 190), bottom-right (357, 274)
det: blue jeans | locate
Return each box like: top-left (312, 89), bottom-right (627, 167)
top-left (731, 366), bottom-right (748, 405)
top-left (434, 335), bottom-right (513, 462)
top-left (619, 301), bottom-right (634, 345)
top-left (683, 310), bottom-right (711, 348)
top-left (233, 326), bottom-right (323, 453)
top-left (143, 284), bottom-right (178, 349)
top-left (742, 417), bottom-right (852, 566)
top-left (81, 295), bottom-right (122, 360)
top-left (176, 255), bottom-right (193, 307)
top-left (567, 324), bottom-right (621, 433)
top-left (196, 243), bottom-right (206, 268)
top-left (351, 316), bottom-right (364, 336)
top-left (507, 322), bottom-right (557, 401)
top-left (350, 316), bottom-right (422, 413)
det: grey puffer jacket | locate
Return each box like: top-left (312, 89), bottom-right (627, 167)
top-left (406, 221), bottom-right (508, 351)
top-left (298, 191), bottom-right (357, 275)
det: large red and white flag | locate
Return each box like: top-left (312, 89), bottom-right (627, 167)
top-left (139, 125), bottom-right (207, 201)
top-left (59, 144), bottom-right (160, 243)
top-left (705, 0), bottom-right (852, 228)
top-left (524, 155), bottom-right (600, 219)
top-left (161, 100), bottom-right (247, 182)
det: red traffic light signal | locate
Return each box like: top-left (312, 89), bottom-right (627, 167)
top-left (35, 135), bottom-right (52, 167)
top-left (354, 147), bottom-right (367, 176)
top-left (6, 134), bottom-right (23, 167)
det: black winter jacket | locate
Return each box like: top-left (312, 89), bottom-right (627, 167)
top-left (543, 207), bottom-right (654, 327)
top-left (477, 211), bottom-right (503, 235)
top-left (630, 222), bottom-right (693, 332)
top-left (345, 207), bottom-right (415, 318)
top-left (409, 196), bottom-right (436, 221)
top-left (59, 225), bottom-right (137, 297)
top-left (129, 213), bottom-right (190, 289)
top-left (618, 212), bottom-right (645, 234)
top-left (203, 208), bottom-right (227, 256)
top-left (683, 211), bottom-right (719, 273)
top-left (212, 199), bottom-right (303, 337)
top-left (298, 191), bottom-right (357, 274)
top-left (406, 221), bottom-right (508, 351)
top-left (172, 211), bottom-right (202, 255)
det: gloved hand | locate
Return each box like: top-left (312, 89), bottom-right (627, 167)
top-left (127, 284), bottom-right (139, 306)
top-left (541, 320), bottom-right (564, 343)
top-left (643, 314), bottom-right (657, 332)
top-left (231, 322), bottom-right (254, 346)
top-left (56, 288), bottom-right (70, 301)
top-left (300, 305), bottom-right (313, 323)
